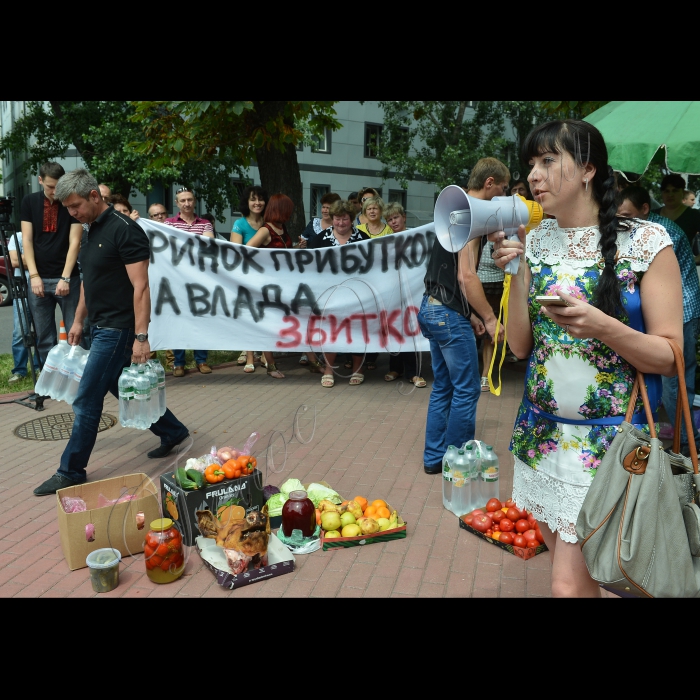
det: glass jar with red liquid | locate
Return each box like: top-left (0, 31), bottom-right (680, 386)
top-left (144, 518), bottom-right (185, 583)
top-left (281, 490), bottom-right (315, 538)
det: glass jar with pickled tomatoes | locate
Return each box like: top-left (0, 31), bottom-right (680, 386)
top-left (144, 518), bottom-right (185, 583)
top-left (281, 490), bottom-right (316, 538)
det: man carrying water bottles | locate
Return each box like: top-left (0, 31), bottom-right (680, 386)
top-left (33, 170), bottom-right (190, 496)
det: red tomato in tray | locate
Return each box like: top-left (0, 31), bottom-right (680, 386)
top-left (527, 513), bottom-right (537, 525)
top-left (527, 539), bottom-right (539, 548)
top-left (491, 510), bottom-right (505, 523)
top-left (499, 532), bottom-right (514, 545)
top-left (499, 518), bottom-right (515, 532)
top-left (486, 498), bottom-right (502, 512)
top-left (535, 528), bottom-right (545, 544)
top-left (506, 507), bottom-right (521, 522)
top-left (485, 529), bottom-right (493, 538)
top-left (523, 529), bottom-right (538, 542)
top-left (464, 514), bottom-right (474, 525)
top-left (515, 519), bottom-right (530, 534)
top-left (504, 498), bottom-right (516, 509)
top-left (471, 514), bottom-right (492, 533)
top-left (513, 534), bottom-right (527, 548)
top-left (472, 509), bottom-right (485, 517)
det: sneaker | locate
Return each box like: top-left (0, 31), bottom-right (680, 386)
top-left (8, 373), bottom-right (23, 384)
top-left (34, 472), bottom-right (82, 496)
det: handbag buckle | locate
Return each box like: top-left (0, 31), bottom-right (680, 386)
top-left (623, 445), bottom-right (651, 474)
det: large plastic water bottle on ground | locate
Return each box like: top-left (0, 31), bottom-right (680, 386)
top-left (118, 366), bottom-right (136, 427)
top-left (451, 450), bottom-right (471, 516)
top-left (148, 359), bottom-right (166, 417)
top-left (463, 444), bottom-right (481, 512)
top-left (133, 365), bottom-right (153, 430)
top-left (53, 345), bottom-right (84, 402)
top-left (479, 445), bottom-right (500, 505)
top-left (442, 445), bottom-right (458, 513)
top-left (64, 351), bottom-right (89, 405)
top-left (34, 342), bottom-right (69, 397)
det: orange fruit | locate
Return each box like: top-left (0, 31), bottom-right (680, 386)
top-left (364, 506), bottom-right (378, 518)
top-left (376, 506), bottom-right (390, 520)
top-left (354, 496), bottom-right (368, 511)
top-left (371, 499), bottom-right (387, 509)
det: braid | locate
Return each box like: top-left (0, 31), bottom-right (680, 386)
top-left (592, 165), bottom-right (628, 317)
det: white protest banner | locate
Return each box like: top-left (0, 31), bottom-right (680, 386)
top-left (140, 220), bottom-right (436, 353)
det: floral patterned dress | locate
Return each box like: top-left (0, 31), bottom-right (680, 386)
top-left (510, 219), bottom-right (673, 542)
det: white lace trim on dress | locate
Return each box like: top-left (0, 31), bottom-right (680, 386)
top-left (526, 219), bottom-right (672, 272)
top-left (512, 456), bottom-right (589, 544)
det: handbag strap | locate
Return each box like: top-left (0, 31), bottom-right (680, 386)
top-left (668, 338), bottom-right (699, 473)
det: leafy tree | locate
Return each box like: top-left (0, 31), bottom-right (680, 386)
top-left (540, 101), bottom-right (610, 119)
top-left (130, 101), bottom-right (341, 237)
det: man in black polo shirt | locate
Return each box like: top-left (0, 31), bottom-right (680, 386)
top-left (21, 162), bottom-right (83, 363)
top-left (33, 169), bottom-right (190, 496)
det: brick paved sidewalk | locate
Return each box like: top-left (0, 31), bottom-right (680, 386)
top-left (0, 354), bottom-right (562, 598)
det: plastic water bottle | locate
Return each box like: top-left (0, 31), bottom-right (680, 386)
top-left (118, 367), bottom-right (136, 427)
top-left (64, 352), bottom-right (89, 405)
top-left (53, 345), bottom-right (82, 402)
top-left (142, 362), bottom-right (160, 425)
top-left (133, 365), bottom-right (153, 430)
top-left (480, 445), bottom-right (500, 504)
top-left (442, 445), bottom-right (458, 512)
top-left (148, 360), bottom-right (166, 417)
top-left (451, 450), bottom-right (470, 516)
top-left (463, 444), bottom-right (481, 512)
top-left (35, 342), bottom-right (69, 397)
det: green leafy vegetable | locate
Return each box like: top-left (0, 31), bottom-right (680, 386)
top-left (266, 493), bottom-right (286, 517)
top-left (279, 478), bottom-right (304, 498)
top-left (306, 483), bottom-right (342, 507)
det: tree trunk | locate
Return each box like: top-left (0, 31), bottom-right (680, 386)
top-left (251, 102), bottom-right (305, 242)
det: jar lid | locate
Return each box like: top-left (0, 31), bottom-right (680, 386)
top-left (150, 518), bottom-right (173, 531)
top-left (289, 490), bottom-right (308, 499)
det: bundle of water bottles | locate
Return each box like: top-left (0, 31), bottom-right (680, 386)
top-left (117, 361), bottom-right (166, 430)
top-left (34, 338), bottom-right (89, 405)
top-left (442, 440), bottom-right (499, 517)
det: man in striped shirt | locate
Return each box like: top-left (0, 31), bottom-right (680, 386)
top-left (164, 187), bottom-right (215, 376)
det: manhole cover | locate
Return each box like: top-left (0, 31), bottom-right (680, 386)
top-left (14, 412), bottom-right (117, 441)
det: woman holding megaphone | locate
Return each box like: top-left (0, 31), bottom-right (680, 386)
top-left (490, 119), bottom-right (683, 598)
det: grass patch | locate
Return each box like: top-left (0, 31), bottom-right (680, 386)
top-left (0, 350), bottom-right (243, 396)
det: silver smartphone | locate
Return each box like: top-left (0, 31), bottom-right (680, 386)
top-left (535, 295), bottom-right (568, 307)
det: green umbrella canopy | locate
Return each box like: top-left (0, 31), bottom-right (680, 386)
top-left (584, 101), bottom-right (700, 175)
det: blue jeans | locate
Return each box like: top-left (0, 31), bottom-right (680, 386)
top-left (173, 349), bottom-right (208, 366)
top-left (11, 296), bottom-right (39, 376)
top-left (417, 295), bottom-right (481, 468)
top-left (662, 317), bottom-right (700, 449)
top-left (58, 327), bottom-right (188, 483)
top-left (28, 278), bottom-right (80, 365)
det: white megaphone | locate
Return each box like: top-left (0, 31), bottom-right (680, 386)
top-left (433, 185), bottom-right (544, 274)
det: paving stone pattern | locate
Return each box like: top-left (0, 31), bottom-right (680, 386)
top-left (0, 356), bottom-right (568, 598)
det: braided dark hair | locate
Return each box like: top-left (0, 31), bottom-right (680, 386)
top-left (521, 119), bottom-right (632, 318)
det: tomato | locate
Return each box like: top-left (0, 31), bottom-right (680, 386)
top-left (504, 498), bottom-right (516, 509)
top-left (492, 522), bottom-right (500, 531)
top-left (506, 507), bottom-right (521, 522)
top-left (160, 558), bottom-right (173, 571)
top-left (499, 518), bottom-right (515, 532)
top-left (491, 531), bottom-right (502, 541)
top-left (144, 544), bottom-right (155, 558)
top-left (464, 514), bottom-right (474, 525)
top-left (515, 519), bottom-right (530, 533)
top-left (499, 531), bottom-right (514, 545)
top-left (156, 543), bottom-right (170, 557)
top-left (527, 538), bottom-right (539, 548)
top-left (535, 528), bottom-right (545, 544)
top-left (146, 533), bottom-right (162, 548)
top-left (491, 510), bottom-right (505, 523)
top-left (485, 529), bottom-right (493, 538)
top-left (150, 554), bottom-right (164, 567)
top-left (171, 555), bottom-right (184, 569)
top-left (486, 498), bottom-right (502, 513)
top-left (471, 509), bottom-right (485, 517)
top-left (523, 529), bottom-right (538, 542)
top-left (513, 534), bottom-right (527, 548)
top-left (527, 513), bottom-right (537, 525)
top-left (518, 508), bottom-right (529, 520)
top-left (471, 514), bottom-right (492, 533)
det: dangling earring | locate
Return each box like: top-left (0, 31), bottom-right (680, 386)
top-left (584, 179), bottom-right (588, 192)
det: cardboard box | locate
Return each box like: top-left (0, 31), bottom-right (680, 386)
top-left (321, 504), bottom-right (406, 551)
top-left (196, 533), bottom-right (295, 590)
top-left (160, 469), bottom-right (265, 546)
top-left (56, 473), bottom-right (161, 571)
top-left (458, 515), bottom-right (548, 560)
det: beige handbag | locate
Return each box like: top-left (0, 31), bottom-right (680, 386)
top-left (575, 339), bottom-right (700, 598)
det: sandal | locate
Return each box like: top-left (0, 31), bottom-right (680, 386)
top-left (480, 376), bottom-right (489, 392)
top-left (411, 376), bottom-right (427, 388)
top-left (298, 353), bottom-right (309, 365)
top-left (349, 372), bottom-right (365, 386)
top-left (260, 355), bottom-right (268, 368)
top-left (267, 363), bottom-right (284, 379)
top-left (308, 360), bottom-right (324, 374)
top-left (237, 351), bottom-right (247, 365)
top-left (366, 362), bottom-right (377, 371)
top-left (321, 374), bottom-right (335, 388)
top-left (244, 364), bottom-right (255, 373)
top-left (385, 371), bottom-right (402, 382)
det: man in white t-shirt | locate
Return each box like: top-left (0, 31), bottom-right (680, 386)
top-left (7, 232), bottom-right (40, 383)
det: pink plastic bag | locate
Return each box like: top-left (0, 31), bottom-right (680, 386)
top-left (61, 496), bottom-right (87, 513)
top-left (97, 492), bottom-right (137, 508)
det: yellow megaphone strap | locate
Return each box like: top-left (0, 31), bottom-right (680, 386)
top-left (487, 273), bottom-right (511, 396)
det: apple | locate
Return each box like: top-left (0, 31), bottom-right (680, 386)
top-left (341, 524), bottom-right (361, 537)
top-left (340, 512), bottom-right (357, 527)
top-left (377, 517), bottom-right (391, 531)
top-left (324, 530), bottom-right (342, 538)
top-left (321, 511), bottom-right (342, 532)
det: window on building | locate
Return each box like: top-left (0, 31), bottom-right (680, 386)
top-left (310, 184), bottom-right (330, 218)
top-left (388, 189), bottom-right (407, 209)
top-left (231, 178), bottom-right (252, 213)
top-left (296, 142), bottom-right (304, 152)
top-left (364, 123), bottom-right (384, 158)
top-left (311, 128), bottom-right (332, 154)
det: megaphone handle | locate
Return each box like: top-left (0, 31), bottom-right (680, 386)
top-left (504, 233), bottom-right (520, 275)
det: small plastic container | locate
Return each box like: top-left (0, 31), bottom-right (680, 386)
top-left (86, 547), bottom-right (122, 593)
top-left (144, 518), bottom-right (185, 584)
